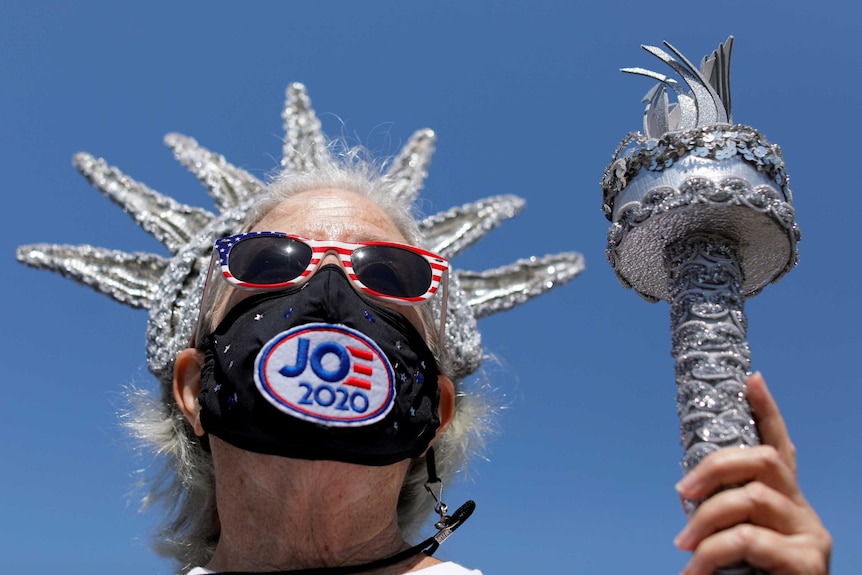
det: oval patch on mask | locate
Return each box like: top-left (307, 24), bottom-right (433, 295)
top-left (254, 323), bottom-right (395, 426)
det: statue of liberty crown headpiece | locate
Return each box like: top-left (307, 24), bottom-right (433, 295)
top-left (16, 83), bottom-right (584, 386)
top-left (600, 37), bottom-right (799, 302)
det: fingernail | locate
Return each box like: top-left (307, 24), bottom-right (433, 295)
top-left (680, 562), bottom-right (698, 575)
top-left (673, 526), bottom-right (694, 550)
top-left (675, 473), bottom-right (701, 495)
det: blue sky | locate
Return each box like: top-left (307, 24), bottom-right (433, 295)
top-left (2, 2), bottom-right (859, 573)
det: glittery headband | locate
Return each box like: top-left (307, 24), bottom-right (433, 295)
top-left (16, 83), bottom-right (584, 387)
top-left (600, 37), bottom-right (799, 302)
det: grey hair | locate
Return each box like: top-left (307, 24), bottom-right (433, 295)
top-left (126, 145), bottom-right (490, 572)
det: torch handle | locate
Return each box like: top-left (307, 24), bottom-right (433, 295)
top-left (667, 234), bottom-right (766, 575)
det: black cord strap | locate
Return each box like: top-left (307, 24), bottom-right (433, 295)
top-left (212, 500), bottom-right (476, 575)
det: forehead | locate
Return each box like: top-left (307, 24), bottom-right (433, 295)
top-left (252, 188), bottom-right (408, 243)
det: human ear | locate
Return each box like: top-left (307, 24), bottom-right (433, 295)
top-left (435, 375), bottom-right (456, 436)
top-left (173, 348), bottom-right (206, 437)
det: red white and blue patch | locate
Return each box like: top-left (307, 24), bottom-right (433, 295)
top-left (254, 323), bottom-right (395, 426)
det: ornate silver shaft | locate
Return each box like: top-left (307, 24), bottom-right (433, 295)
top-left (667, 233), bottom-right (764, 575)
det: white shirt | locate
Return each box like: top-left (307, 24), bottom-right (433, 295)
top-left (186, 562), bottom-right (482, 575)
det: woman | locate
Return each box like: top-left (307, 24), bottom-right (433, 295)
top-left (173, 176), bottom-right (474, 573)
top-left (17, 83), bottom-right (829, 574)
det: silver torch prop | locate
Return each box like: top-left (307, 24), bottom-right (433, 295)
top-left (600, 37), bottom-right (800, 575)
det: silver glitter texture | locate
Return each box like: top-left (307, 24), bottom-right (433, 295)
top-left (669, 236), bottom-right (758, 459)
top-left (601, 124), bottom-right (792, 220)
top-left (458, 253), bottom-right (585, 319)
top-left (602, 37), bottom-right (799, 304)
top-left (606, 169), bottom-right (800, 302)
top-left (603, 39), bottom-right (798, 575)
top-left (165, 133), bottom-right (264, 211)
top-left (17, 244), bottom-right (165, 309)
top-left (74, 152), bottom-right (215, 254)
top-left (16, 83), bottom-right (584, 391)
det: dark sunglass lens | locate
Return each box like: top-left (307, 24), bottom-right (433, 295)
top-left (352, 246), bottom-right (432, 298)
top-left (228, 236), bottom-right (312, 285)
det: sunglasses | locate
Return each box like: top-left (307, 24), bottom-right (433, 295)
top-left (192, 232), bottom-right (449, 345)
top-left (215, 231), bottom-right (448, 301)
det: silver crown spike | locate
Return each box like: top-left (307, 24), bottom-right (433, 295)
top-left (17, 244), bottom-right (166, 309)
top-left (385, 128), bottom-right (436, 204)
top-left (73, 152), bottom-right (215, 254)
top-left (420, 195), bottom-right (525, 259)
top-left (602, 38), bottom-right (798, 575)
top-left (281, 82), bottom-right (328, 173)
top-left (165, 133), bottom-right (265, 212)
top-left (459, 252), bottom-right (585, 319)
top-left (18, 82), bottom-right (583, 388)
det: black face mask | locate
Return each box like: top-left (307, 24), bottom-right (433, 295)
top-left (198, 265), bottom-right (442, 466)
